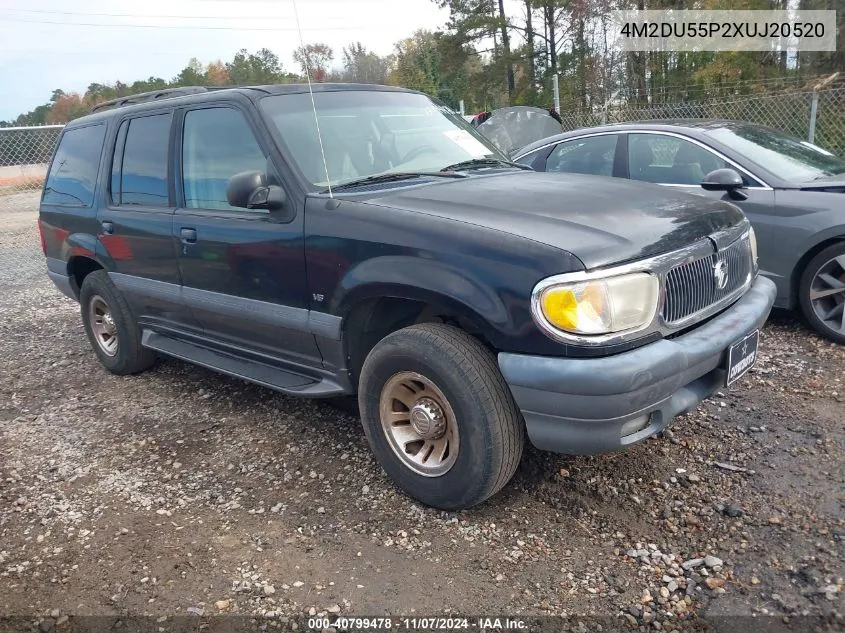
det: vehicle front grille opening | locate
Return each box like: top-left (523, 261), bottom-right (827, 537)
top-left (662, 236), bottom-right (752, 325)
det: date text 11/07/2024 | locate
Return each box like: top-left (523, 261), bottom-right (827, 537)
top-left (306, 617), bottom-right (528, 631)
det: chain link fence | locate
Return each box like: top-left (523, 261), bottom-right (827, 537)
top-left (0, 125), bottom-right (63, 210)
top-left (0, 125), bottom-right (63, 281)
top-left (558, 87), bottom-right (845, 158)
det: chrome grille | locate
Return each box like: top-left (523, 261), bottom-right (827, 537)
top-left (662, 235), bottom-right (753, 325)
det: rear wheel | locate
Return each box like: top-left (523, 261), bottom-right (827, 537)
top-left (799, 243), bottom-right (845, 344)
top-left (358, 323), bottom-right (524, 510)
top-left (80, 270), bottom-right (157, 374)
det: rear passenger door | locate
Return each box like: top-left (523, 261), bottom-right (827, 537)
top-left (173, 104), bottom-right (320, 366)
top-left (100, 110), bottom-right (201, 333)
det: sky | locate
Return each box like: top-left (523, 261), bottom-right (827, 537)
top-left (0, 0), bottom-right (451, 120)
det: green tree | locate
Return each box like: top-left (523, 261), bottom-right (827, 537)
top-left (46, 93), bottom-right (87, 124)
top-left (226, 48), bottom-right (289, 84)
top-left (293, 43), bottom-right (335, 82)
top-left (341, 42), bottom-right (390, 84)
top-left (128, 77), bottom-right (168, 94)
top-left (388, 30), bottom-right (442, 95)
top-left (173, 58), bottom-right (208, 86)
top-left (435, 0), bottom-right (516, 102)
top-left (85, 83), bottom-right (118, 104)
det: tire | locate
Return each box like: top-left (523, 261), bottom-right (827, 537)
top-left (798, 242), bottom-right (845, 345)
top-left (358, 323), bottom-right (524, 510)
top-left (79, 270), bottom-right (158, 375)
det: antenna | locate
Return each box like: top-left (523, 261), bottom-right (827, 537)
top-left (291, 0), bottom-right (333, 197)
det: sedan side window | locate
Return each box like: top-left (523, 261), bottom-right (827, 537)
top-left (545, 135), bottom-right (618, 176)
top-left (628, 133), bottom-right (733, 186)
top-left (182, 107), bottom-right (269, 211)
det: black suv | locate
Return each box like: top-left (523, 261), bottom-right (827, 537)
top-left (39, 84), bottom-right (776, 510)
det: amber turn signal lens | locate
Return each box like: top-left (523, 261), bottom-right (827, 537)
top-left (537, 273), bottom-right (658, 336)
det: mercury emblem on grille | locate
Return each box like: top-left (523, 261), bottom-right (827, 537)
top-left (713, 259), bottom-right (729, 290)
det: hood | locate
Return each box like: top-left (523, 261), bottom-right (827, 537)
top-left (356, 171), bottom-right (746, 269)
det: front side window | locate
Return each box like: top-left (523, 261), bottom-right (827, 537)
top-left (704, 125), bottom-right (845, 182)
top-left (628, 133), bottom-right (729, 185)
top-left (119, 113), bottom-right (172, 206)
top-left (259, 91), bottom-right (503, 189)
top-left (43, 124), bottom-right (106, 207)
top-left (181, 107), bottom-right (268, 211)
top-left (546, 135), bottom-right (618, 176)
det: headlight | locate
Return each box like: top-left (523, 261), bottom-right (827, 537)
top-left (534, 272), bottom-right (659, 337)
top-left (748, 226), bottom-right (758, 268)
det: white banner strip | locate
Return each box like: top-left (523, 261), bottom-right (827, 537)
top-left (612, 10), bottom-right (837, 52)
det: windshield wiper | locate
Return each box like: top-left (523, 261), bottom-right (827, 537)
top-left (441, 158), bottom-right (533, 172)
top-left (326, 171), bottom-right (466, 193)
top-left (812, 170), bottom-right (845, 180)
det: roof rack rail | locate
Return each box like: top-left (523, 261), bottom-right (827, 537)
top-left (90, 87), bottom-right (209, 113)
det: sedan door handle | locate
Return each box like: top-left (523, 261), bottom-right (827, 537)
top-left (180, 228), bottom-right (197, 244)
top-left (101, 221), bottom-right (114, 235)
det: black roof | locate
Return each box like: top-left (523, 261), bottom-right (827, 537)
top-left (71, 82), bottom-right (415, 126)
top-left (249, 82), bottom-right (413, 95)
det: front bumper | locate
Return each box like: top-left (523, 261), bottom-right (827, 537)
top-left (498, 276), bottom-right (776, 455)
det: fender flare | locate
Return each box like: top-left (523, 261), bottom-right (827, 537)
top-left (334, 255), bottom-right (513, 343)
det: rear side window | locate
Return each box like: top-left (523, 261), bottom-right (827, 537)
top-left (117, 113), bottom-right (172, 206)
top-left (546, 135), bottom-right (618, 176)
top-left (43, 124), bottom-right (106, 207)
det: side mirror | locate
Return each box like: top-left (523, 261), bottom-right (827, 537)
top-left (226, 171), bottom-right (287, 211)
top-left (701, 168), bottom-right (747, 201)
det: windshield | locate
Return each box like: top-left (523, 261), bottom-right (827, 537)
top-left (259, 90), bottom-right (506, 189)
top-left (704, 125), bottom-right (845, 182)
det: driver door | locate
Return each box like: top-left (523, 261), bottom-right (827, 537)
top-left (173, 104), bottom-right (321, 366)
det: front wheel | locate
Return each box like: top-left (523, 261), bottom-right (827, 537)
top-left (358, 323), bottom-right (524, 510)
top-left (798, 243), bottom-right (845, 344)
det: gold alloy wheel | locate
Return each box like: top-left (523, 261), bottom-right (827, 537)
top-left (88, 295), bottom-right (119, 357)
top-left (378, 371), bottom-right (460, 477)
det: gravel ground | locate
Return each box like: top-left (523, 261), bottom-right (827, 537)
top-left (1, 200), bottom-right (843, 631)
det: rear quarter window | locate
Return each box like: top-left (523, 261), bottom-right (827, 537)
top-left (118, 113), bottom-right (172, 206)
top-left (42, 124), bottom-right (106, 207)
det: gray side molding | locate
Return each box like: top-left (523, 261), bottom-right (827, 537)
top-left (181, 286), bottom-right (309, 331)
top-left (109, 272), bottom-right (343, 340)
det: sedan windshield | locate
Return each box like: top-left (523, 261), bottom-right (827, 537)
top-left (704, 125), bottom-right (845, 182)
top-left (259, 90), bottom-right (506, 189)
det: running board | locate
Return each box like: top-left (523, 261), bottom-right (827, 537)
top-left (141, 330), bottom-right (346, 397)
